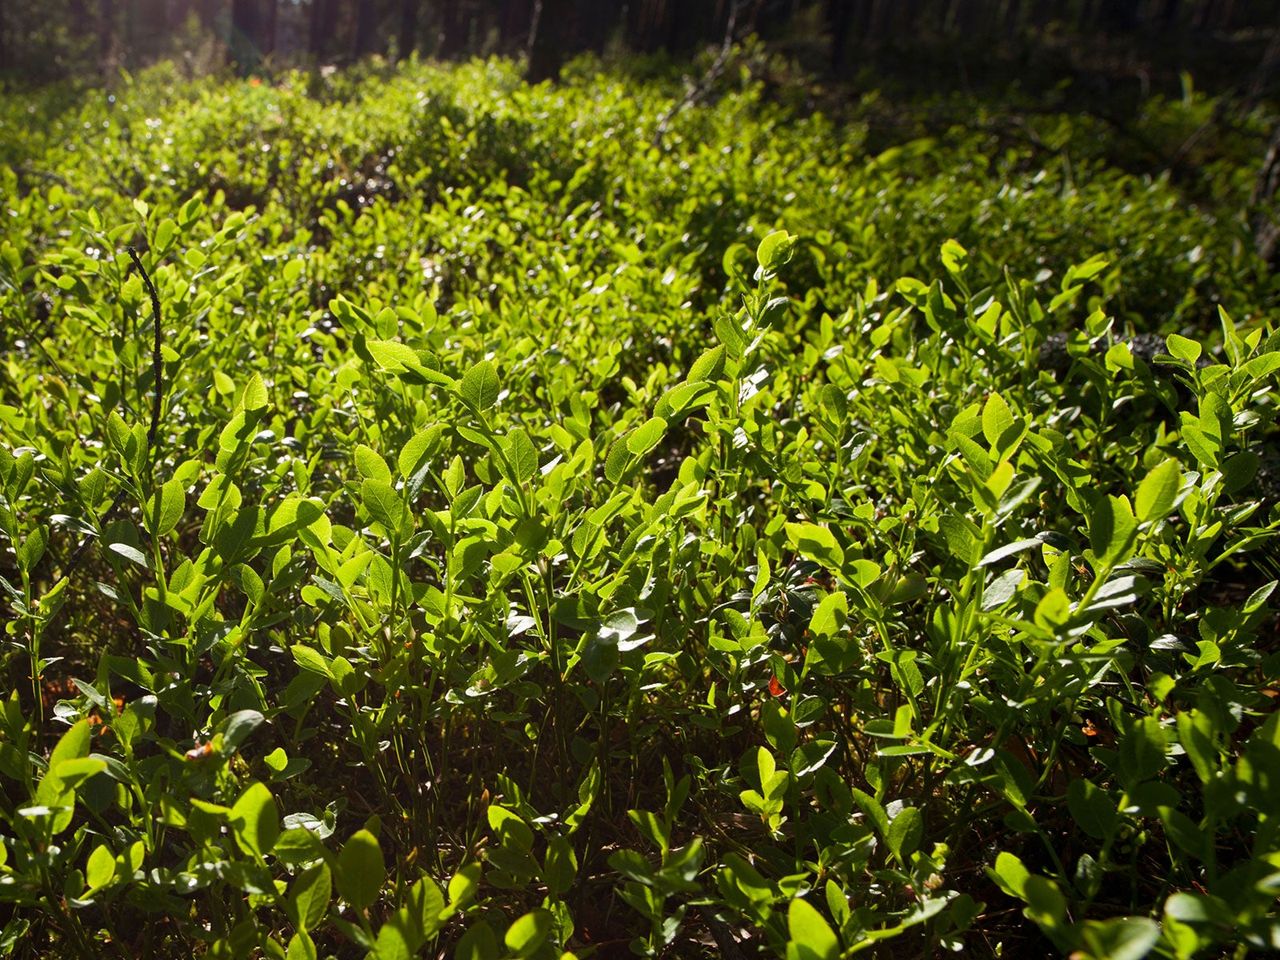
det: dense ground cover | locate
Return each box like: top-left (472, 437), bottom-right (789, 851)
top-left (1, 55), bottom-right (1279, 958)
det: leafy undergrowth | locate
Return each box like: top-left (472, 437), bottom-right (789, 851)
top-left (1, 57), bottom-right (1279, 960)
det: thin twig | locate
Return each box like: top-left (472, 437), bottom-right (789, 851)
top-left (127, 246), bottom-right (164, 459)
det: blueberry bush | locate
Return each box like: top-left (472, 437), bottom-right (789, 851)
top-left (1, 56), bottom-right (1278, 959)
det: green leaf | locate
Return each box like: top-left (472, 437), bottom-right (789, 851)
top-left (503, 909), bottom-right (553, 957)
top-left (1135, 458), bottom-right (1181, 525)
top-left (1067, 254), bottom-right (1109, 283)
top-left (1066, 779), bottom-right (1117, 840)
top-left (1075, 917), bottom-right (1160, 960)
top-left (338, 830), bottom-right (385, 911)
top-left (786, 898), bottom-right (839, 960)
top-left (365, 339), bottom-right (419, 372)
top-left (886, 806), bottom-right (923, 861)
top-left (686, 344), bottom-right (726, 382)
top-left (230, 781), bottom-right (280, 858)
top-left (1088, 494), bottom-right (1137, 568)
top-left (241, 373), bottom-right (269, 412)
top-left (808, 590), bottom-right (847, 637)
top-left (54, 756), bottom-right (106, 787)
top-left (1242, 351), bottom-right (1280, 380)
top-left (604, 434), bottom-right (633, 485)
top-left (655, 379), bottom-right (716, 418)
top-left (354, 445), bottom-right (392, 483)
top-left (290, 862), bottom-right (331, 931)
top-left (1023, 874), bottom-right (1066, 929)
top-left (460, 359), bottom-right (500, 411)
top-left (151, 476), bottom-right (186, 538)
top-left (85, 843), bottom-right (116, 891)
top-left (487, 805), bottom-right (534, 852)
top-left (107, 542), bottom-right (150, 569)
top-left (757, 230), bottom-right (797, 273)
top-left (364, 339), bottom-right (454, 387)
top-left (626, 416), bottom-right (667, 457)
top-left (981, 393), bottom-right (1013, 449)
top-left (274, 827), bottom-right (325, 866)
top-left (49, 720), bottom-right (93, 769)
top-left (940, 238), bottom-right (968, 276)
top-left (785, 522), bottom-right (844, 569)
top-left (398, 875), bottom-right (447, 945)
top-left (789, 740), bottom-right (837, 780)
top-left (1166, 334), bottom-right (1201, 364)
top-left (628, 809), bottom-right (668, 851)
top-left (851, 788), bottom-right (889, 839)
top-left (818, 384), bottom-right (846, 423)
top-left (444, 455), bottom-right (465, 499)
top-left (1119, 716), bottom-right (1167, 785)
top-left (1180, 423), bottom-right (1220, 468)
top-left (504, 428), bottom-right (539, 483)
top-left (977, 538), bottom-right (1043, 568)
top-left (988, 851), bottom-right (1030, 899)
top-left (1175, 710), bottom-right (1217, 782)
top-left (34, 720), bottom-right (93, 830)
top-left (1158, 805), bottom-right (1206, 859)
top-left (454, 921), bottom-right (500, 960)
top-left (1164, 891), bottom-right (1233, 926)
top-left (362, 479), bottom-right (407, 535)
top-left (368, 919), bottom-right (411, 960)
top-left (286, 931), bottom-right (317, 960)
top-left (292, 644), bottom-right (331, 677)
top-left (367, 877), bottom-right (446, 960)
top-left (223, 709), bottom-right (265, 752)
top-left (398, 424), bottom-right (442, 480)
top-left (542, 833), bottom-right (577, 896)
top-left (448, 864), bottom-right (482, 909)
top-left (1034, 588), bottom-right (1071, 631)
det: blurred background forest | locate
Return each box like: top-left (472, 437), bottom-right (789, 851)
top-left (1, 0), bottom-right (1278, 92)
top-left (12, 0), bottom-right (1279, 267)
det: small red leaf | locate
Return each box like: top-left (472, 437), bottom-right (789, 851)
top-left (769, 676), bottom-right (786, 697)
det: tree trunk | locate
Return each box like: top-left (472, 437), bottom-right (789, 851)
top-left (666, 0), bottom-right (693, 54)
top-left (262, 0), bottom-right (277, 55)
top-left (310, 0), bottom-right (335, 58)
top-left (900, 0), bottom-right (929, 38)
top-left (70, 0), bottom-right (93, 37)
top-left (165, 0), bottom-right (190, 31)
top-left (579, 0), bottom-right (620, 54)
top-left (98, 0), bottom-right (116, 72)
top-left (1193, 0), bottom-right (1217, 29)
top-left (527, 0), bottom-right (575, 82)
top-left (230, 0), bottom-right (261, 71)
top-left (1252, 121), bottom-right (1280, 266)
top-left (398, 0), bottom-right (418, 58)
top-left (849, 0), bottom-right (872, 39)
top-left (1076, 0), bottom-right (1100, 32)
top-left (1002, 0), bottom-right (1025, 36)
top-left (441, 0), bottom-right (466, 57)
top-left (866, 0), bottom-right (887, 42)
top-left (1103, 0), bottom-right (1141, 31)
top-left (353, 0), bottom-right (378, 57)
top-left (195, 0), bottom-right (220, 32)
top-left (627, 0), bottom-right (666, 53)
top-left (499, 0), bottom-right (535, 53)
top-left (826, 0), bottom-right (852, 71)
top-left (948, 0), bottom-right (983, 35)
